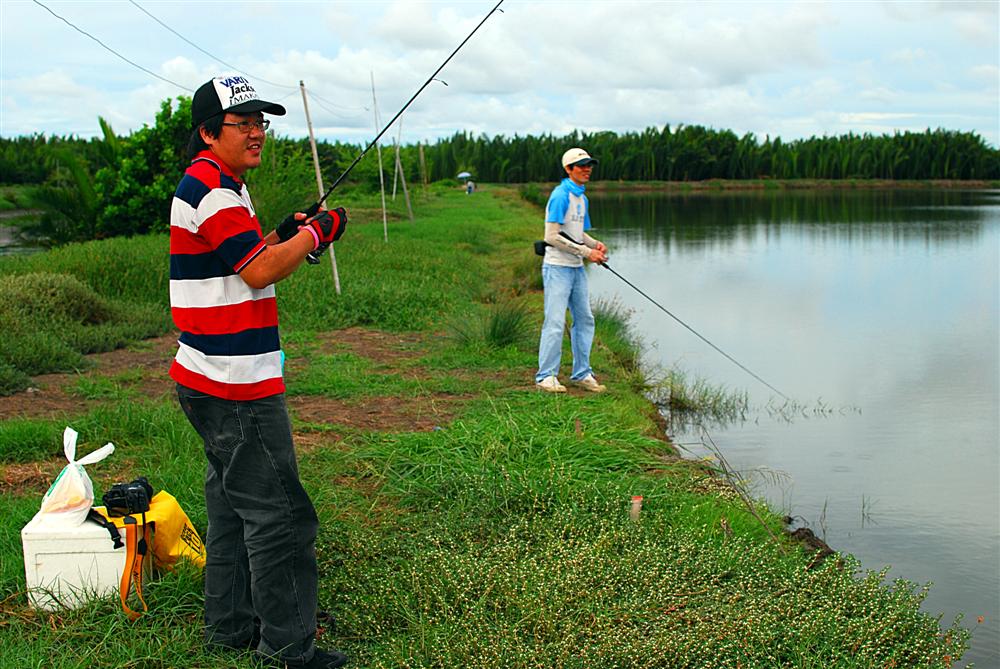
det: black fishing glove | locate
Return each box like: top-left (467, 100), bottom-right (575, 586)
top-left (276, 212), bottom-right (301, 242)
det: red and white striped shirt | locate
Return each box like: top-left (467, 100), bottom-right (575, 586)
top-left (168, 151), bottom-right (284, 400)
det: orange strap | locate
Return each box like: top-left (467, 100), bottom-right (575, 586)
top-left (118, 515), bottom-right (150, 621)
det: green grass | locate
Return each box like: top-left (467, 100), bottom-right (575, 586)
top-left (288, 350), bottom-right (430, 399)
top-left (649, 366), bottom-right (751, 429)
top-left (446, 299), bottom-right (536, 351)
top-left (0, 419), bottom-right (66, 463)
top-left (0, 186), bottom-right (970, 668)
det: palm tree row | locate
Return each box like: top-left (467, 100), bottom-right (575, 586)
top-left (3, 118), bottom-right (997, 194)
top-left (419, 126), bottom-right (1000, 183)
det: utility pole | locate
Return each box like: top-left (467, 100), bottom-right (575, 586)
top-left (393, 117), bottom-right (414, 221)
top-left (391, 121), bottom-right (399, 200)
top-left (300, 80), bottom-right (341, 294)
top-left (370, 71), bottom-right (388, 243)
top-left (418, 142), bottom-right (429, 196)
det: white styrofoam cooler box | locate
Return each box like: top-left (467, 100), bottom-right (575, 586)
top-left (21, 511), bottom-right (129, 610)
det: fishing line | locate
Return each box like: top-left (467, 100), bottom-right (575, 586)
top-left (318, 0), bottom-right (503, 202)
top-left (600, 261), bottom-right (789, 400)
top-left (556, 231), bottom-right (790, 400)
top-left (304, 0), bottom-right (505, 262)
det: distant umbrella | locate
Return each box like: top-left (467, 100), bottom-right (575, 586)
top-left (456, 171), bottom-right (472, 179)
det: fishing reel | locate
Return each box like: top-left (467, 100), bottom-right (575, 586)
top-left (307, 243), bottom-right (330, 264)
top-left (277, 203), bottom-right (327, 264)
top-left (290, 202), bottom-right (325, 264)
top-left (306, 204), bottom-right (347, 264)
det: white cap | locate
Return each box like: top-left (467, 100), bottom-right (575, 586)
top-left (561, 147), bottom-right (598, 168)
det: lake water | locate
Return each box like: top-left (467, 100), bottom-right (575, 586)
top-left (0, 221), bottom-right (43, 256)
top-left (587, 188), bottom-right (999, 667)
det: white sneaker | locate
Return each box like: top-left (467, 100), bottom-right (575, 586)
top-left (535, 375), bottom-right (567, 393)
top-left (572, 374), bottom-right (607, 393)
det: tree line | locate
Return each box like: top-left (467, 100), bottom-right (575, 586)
top-left (423, 125), bottom-right (1000, 182)
top-left (1, 95), bottom-right (997, 244)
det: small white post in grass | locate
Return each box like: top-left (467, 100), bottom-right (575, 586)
top-left (630, 495), bottom-right (643, 521)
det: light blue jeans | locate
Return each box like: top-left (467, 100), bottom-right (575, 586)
top-left (536, 264), bottom-right (596, 383)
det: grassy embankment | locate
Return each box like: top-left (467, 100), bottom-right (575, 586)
top-left (0, 185), bottom-right (970, 667)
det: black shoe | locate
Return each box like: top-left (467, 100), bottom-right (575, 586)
top-left (304, 649), bottom-right (348, 668)
top-left (256, 648), bottom-right (348, 669)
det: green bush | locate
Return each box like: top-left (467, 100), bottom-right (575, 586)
top-left (518, 182), bottom-right (546, 206)
top-left (0, 271), bottom-right (171, 394)
top-left (0, 331), bottom-right (86, 376)
top-left (482, 299), bottom-right (534, 348)
top-left (0, 186), bottom-right (30, 211)
top-left (26, 149), bottom-right (99, 243)
top-left (0, 234), bottom-right (168, 304)
top-left (93, 98), bottom-right (190, 237)
top-left (0, 360), bottom-right (30, 396)
top-left (446, 300), bottom-right (535, 351)
top-left (0, 272), bottom-right (115, 326)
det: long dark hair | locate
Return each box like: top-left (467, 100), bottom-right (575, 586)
top-left (186, 115), bottom-right (224, 160)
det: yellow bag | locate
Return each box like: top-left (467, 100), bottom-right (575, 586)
top-left (94, 490), bottom-right (205, 619)
top-left (146, 491), bottom-right (206, 569)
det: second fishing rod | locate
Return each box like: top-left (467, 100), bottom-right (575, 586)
top-left (298, 0), bottom-right (505, 264)
top-left (548, 231), bottom-right (790, 401)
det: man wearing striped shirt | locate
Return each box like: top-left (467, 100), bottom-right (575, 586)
top-left (171, 75), bottom-right (347, 669)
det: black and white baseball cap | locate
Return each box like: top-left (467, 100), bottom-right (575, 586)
top-left (191, 74), bottom-right (286, 128)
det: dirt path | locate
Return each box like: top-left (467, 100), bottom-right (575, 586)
top-left (0, 329), bottom-right (469, 428)
top-left (0, 328), bottom-right (479, 495)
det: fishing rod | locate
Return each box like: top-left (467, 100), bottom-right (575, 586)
top-left (304, 0), bottom-right (505, 263)
top-left (555, 231), bottom-right (790, 400)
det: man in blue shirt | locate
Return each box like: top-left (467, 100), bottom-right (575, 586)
top-left (535, 148), bottom-right (609, 393)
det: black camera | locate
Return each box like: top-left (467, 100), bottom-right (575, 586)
top-left (103, 477), bottom-right (154, 517)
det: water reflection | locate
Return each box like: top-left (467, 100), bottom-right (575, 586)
top-left (590, 189), bottom-right (991, 250)
top-left (587, 188), bottom-right (999, 667)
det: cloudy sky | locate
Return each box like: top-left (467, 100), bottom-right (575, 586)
top-left (2, 0), bottom-right (998, 148)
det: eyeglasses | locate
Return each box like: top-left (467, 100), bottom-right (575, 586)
top-left (221, 119), bottom-right (270, 133)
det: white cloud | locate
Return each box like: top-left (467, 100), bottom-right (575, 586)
top-left (12, 70), bottom-right (91, 99)
top-left (0, 1), bottom-right (996, 147)
top-left (969, 64), bottom-right (1000, 90)
top-left (942, 2), bottom-right (1000, 43)
top-left (858, 86), bottom-right (901, 104)
top-left (838, 112), bottom-right (919, 124)
top-left (888, 48), bottom-right (928, 65)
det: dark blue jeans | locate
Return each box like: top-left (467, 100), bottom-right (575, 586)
top-left (177, 384), bottom-right (319, 665)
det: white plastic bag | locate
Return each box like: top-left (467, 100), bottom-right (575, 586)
top-left (38, 427), bottom-right (115, 526)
